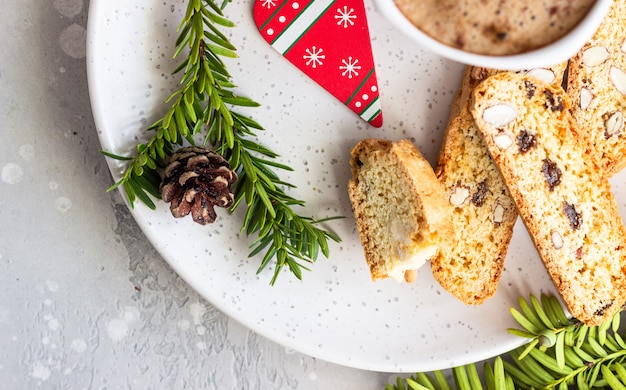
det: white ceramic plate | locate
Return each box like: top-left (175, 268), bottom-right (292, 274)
top-left (86, 0), bottom-right (623, 373)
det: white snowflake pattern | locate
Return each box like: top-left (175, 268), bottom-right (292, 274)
top-left (261, 0), bottom-right (277, 9)
top-left (303, 46), bottom-right (325, 68)
top-left (339, 56), bottom-right (361, 79)
top-left (334, 6), bottom-right (357, 28)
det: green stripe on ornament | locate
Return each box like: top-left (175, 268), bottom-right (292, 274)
top-left (360, 97), bottom-right (381, 122)
top-left (271, 0), bottom-right (336, 55)
top-left (259, 1), bottom-right (291, 31)
top-left (345, 67), bottom-right (375, 105)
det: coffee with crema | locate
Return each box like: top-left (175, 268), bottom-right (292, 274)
top-left (394, 0), bottom-right (596, 56)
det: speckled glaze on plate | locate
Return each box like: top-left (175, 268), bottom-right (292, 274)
top-left (85, 0), bottom-right (619, 373)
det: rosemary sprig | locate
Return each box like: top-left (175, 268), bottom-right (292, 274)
top-left (387, 294), bottom-right (626, 390)
top-left (103, 0), bottom-right (341, 284)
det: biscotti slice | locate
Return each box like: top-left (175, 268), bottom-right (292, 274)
top-left (432, 63), bottom-right (567, 305)
top-left (567, 1), bottom-right (626, 176)
top-left (348, 139), bottom-right (454, 283)
top-left (470, 72), bottom-right (626, 326)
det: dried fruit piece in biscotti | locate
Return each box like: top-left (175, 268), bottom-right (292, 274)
top-left (567, 1), bottom-right (626, 176)
top-left (470, 72), bottom-right (626, 326)
top-left (432, 63), bottom-right (567, 305)
top-left (348, 139), bottom-right (454, 283)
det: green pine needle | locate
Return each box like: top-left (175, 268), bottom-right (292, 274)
top-left (101, 0), bottom-right (341, 284)
top-left (387, 294), bottom-right (626, 390)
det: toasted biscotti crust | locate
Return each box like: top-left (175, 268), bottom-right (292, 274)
top-left (433, 64), bottom-right (567, 305)
top-left (567, 0), bottom-right (626, 176)
top-left (470, 72), bottom-right (626, 326)
top-left (348, 139), bottom-right (454, 282)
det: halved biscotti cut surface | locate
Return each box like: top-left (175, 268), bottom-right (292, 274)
top-left (567, 1), bottom-right (626, 176)
top-left (432, 63), bottom-right (567, 305)
top-left (470, 72), bottom-right (626, 326)
top-left (348, 139), bottom-right (454, 283)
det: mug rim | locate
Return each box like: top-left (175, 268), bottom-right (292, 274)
top-left (374, 0), bottom-right (614, 70)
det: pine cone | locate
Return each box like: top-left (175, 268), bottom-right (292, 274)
top-left (160, 146), bottom-right (238, 225)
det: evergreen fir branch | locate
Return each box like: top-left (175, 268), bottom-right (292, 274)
top-left (102, 0), bottom-right (341, 284)
top-left (387, 294), bottom-right (626, 390)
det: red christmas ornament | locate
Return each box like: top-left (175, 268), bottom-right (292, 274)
top-left (253, 0), bottom-right (383, 127)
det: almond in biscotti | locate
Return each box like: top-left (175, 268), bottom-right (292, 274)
top-left (449, 182), bottom-right (471, 206)
top-left (470, 72), bottom-right (626, 327)
top-left (524, 68), bottom-right (556, 84)
top-left (551, 231), bottom-right (564, 250)
top-left (482, 104), bottom-right (518, 127)
top-left (581, 46), bottom-right (609, 67)
top-left (492, 202), bottom-right (505, 224)
top-left (609, 66), bottom-right (626, 95)
top-left (493, 131), bottom-right (515, 149)
top-left (604, 110), bottom-right (624, 138)
top-left (579, 88), bottom-right (594, 110)
top-left (567, 1), bottom-right (626, 176)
